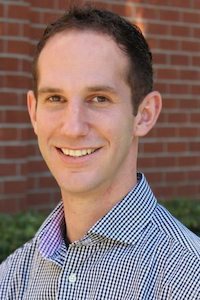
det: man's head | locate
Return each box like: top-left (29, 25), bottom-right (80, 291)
top-left (33, 5), bottom-right (153, 115)
top-left (28, 5), bottom-right (161, 199)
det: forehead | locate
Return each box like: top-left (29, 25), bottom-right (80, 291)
top-left (37, 30), bottom-right (130, 91)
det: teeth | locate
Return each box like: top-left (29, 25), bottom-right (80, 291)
top-left (61, 148), bottom-right (96, 157)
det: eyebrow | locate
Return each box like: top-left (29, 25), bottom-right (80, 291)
top-left (37, 88), bottom-right (64, 95)
top-left (37, 85), bottom-right (118, 95)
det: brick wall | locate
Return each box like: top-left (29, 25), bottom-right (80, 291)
top-left (0, 0), bottom-right (200, 213)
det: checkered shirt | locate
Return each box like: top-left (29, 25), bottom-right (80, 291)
top-left (1, 173), bottom-right (200, 299)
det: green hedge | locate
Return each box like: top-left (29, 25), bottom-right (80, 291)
top-left (160, 199), bottom-right (200, 236)
top-left (0, 211), bottom-right (49, 263)
top-left (0, 199), bottom-right (200, 263)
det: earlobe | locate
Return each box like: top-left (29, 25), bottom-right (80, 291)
top-left (27, 90), bottom-right (38, 135)
top-left (134, 91), bottom-right (162, 137)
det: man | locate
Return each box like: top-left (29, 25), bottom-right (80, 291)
top-left (0, 5), bottom-right (200, 299)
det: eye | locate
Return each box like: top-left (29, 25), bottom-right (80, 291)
top-left (92, 96), bottom-right (109, 103)
top-left (47, 95), bottom-right (65, 103)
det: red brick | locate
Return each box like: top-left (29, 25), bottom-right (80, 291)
top-left (169, 83), bottom-right (189, 95)
top-left (159, 9), bottom-right (181, 22)
top-left (181, 40), bottom-right (200, 52)
top-left (0, 3), bottom-right (3, 16)
top-left (7, 22), bottom-right (21, 36)
top-left (111, 4), bottom-right (133, 17)
top-left (148, 23), bottom-right (169, 35)
top-left (137, 156), bottom-right (155, 169)
top-left (153, 185), bottom-right (177, 198)
top-left (57, 0), bottom-right (72, 10)
top-left (155, 156), bottom-right (176, 168)
top-left (22, 59), bottom-right (32, 73)
top-left (20, 127), bottom-right (36, 141)
top-left (178, 156), bottom-right (199, 167)
top-left (0, 40), bottom-right (4, 53)
top-left (23, 23), bottom-right (31, 38)
top-left (4, 180), bottom-right (26, 194)
top-left (189, 142), bottom-right (200, 152)
top-left (170, 54), bottom-right (189, 66)
top-left (42, 11), bottom-right (63, 25)
top-left (7, 4), bottom-right (29, 20)
top-left (162, 98), bottom-right (180, 111)
top-left (192, 84), bottom-right (200, 95)
top-left (39, 176), bottom-right (57, 188)
top-left (187, 170), bottom-right (200, 181)
top-left (26, 192), bottom-right (54, 207)
top-left (30, 10), bottom-right (43, 24)
top-left (177, 185), bottom-right (198, 197)
top-left (0, 92), bottom-right (19, 105)
top-left (30, 26), bottom-right (44, 40)
top-left (168, 113), bottom-right (188, 123)
top-left (180, 69), bottom-right (199, 80)
top-left (145, 171), bottom-right (163, 183)
top-left (194, 1), bottom-right (200, 9)
top-left (167, 142), bottom-right (187, 152)
top-left (169, 0), bottom-right (192, 8)
top-left (0, 198), bottom-right (19, 213)
top-left (32, 0), bottom-right (57, 9)
top-left (0, 163), bottom-right (17, 176)
top-left (1, 57), bottom-right (19, 71)
top-left (153, 82), bottom-right (169, 94)
top-left (192, 27), bottom-right (200, 38)
top-left (4, 145), bottom-right (27, 159)
top-left (165, 171), bottom-right (186, 182)
top-left (136, 7), bottom-right (158, 19)
top-left (191, 113), bottom-right (200, 123)
top-left (0, 74), bottom-right (6, 87)
top-left (27, 177), bottom-right (37, 189)
top-left (0, 128), bottom-right (18, 141)
top-left (180, 99), bottom-right (199, 109)
top-left (192, 55), bottom-right (200, 67)
top-left (7, 40), bottom-right (30, 55)
top-left (0, 21), bottom-right (5, 35)
top-left (153, 53), bottom-right (168, 65)
top-left (28, 160), bottom-right (49, 173)
top-left (5, 110), bottom-right (30, 123)
top-left (158, 39), bottom-right (180, 51)
top-left (157, 68), bottom-right (179, 80)
top-left (178, 127), bottom-right (198, 138)
top-left (171, 25), bottom-right (190, 37)
top-left (6, 75), bottom-right (31, 89)
top-left (156, 127), bottom-right (177, 138)
top-left (183, 12), bottom-right (200, 23)
top-left (143, 142), bottom-right (164, 153)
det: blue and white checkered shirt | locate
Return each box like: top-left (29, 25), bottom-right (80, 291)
top-left (1, 173), bottom-right (200, 299)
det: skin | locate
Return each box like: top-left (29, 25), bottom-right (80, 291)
top-left (28, 30), bottom-right (162, 242)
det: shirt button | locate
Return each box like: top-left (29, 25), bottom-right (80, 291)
top-left (69, 273), bottom-right (77, 283)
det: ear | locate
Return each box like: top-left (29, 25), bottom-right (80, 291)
top-left (134, 91), bottom-right (162, 137)
top-left (27, 90), bottom-right (38, 135)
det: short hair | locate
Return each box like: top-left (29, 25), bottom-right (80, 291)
top-left (33, 5), bottom-right (153, 115)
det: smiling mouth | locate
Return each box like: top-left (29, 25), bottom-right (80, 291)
top-left (60, 148), bottom-right (97, 157)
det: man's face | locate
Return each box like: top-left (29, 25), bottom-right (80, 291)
top-left (28, 30), bottom-right (140, 198)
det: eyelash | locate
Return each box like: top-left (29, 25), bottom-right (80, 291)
top-left (46, 94), bottom-right (110, 104)
top-left (47, 95), bottom-right (65, 103)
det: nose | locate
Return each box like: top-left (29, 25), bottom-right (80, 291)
top-left (60, 100), bottom-right (89, 138)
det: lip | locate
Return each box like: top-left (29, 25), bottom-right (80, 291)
top-left (56, 147), bottom-right (101, 165)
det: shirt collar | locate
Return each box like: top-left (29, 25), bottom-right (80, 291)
top-left (36, 173), bottom-right (157, 259)
top-left (89, 173), bottom-right (157, 245)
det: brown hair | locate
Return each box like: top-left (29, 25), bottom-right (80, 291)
top-left (32, 5), bottom-right (153, 115)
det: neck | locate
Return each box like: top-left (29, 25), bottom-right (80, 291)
top-left (62, 174), bottom-right (137, 243)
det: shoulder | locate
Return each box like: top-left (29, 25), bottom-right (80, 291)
top-left (0, 237), bottom-right (39, 297)
top-left (153, 203), bottom-right (200, 258)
